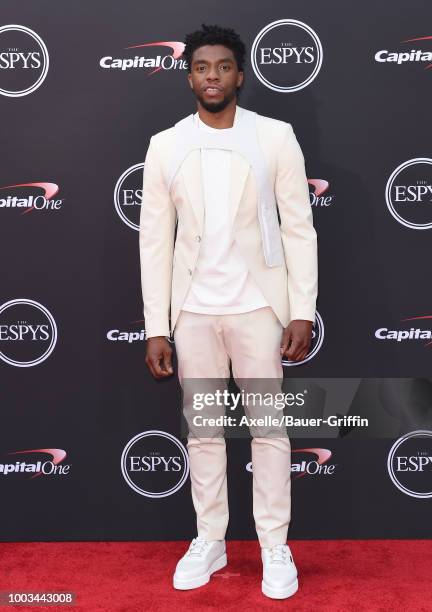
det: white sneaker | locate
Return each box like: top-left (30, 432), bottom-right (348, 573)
top-left (173, 537), bottom-right (227, 590)
top-left (261, 543), bottom-right (299, 599)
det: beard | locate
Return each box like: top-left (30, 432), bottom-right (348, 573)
top-left (194, 87), bottom-right (237, 113)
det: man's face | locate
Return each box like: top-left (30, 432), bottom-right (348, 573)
top-left (187, 44), bottom-right (243, 113)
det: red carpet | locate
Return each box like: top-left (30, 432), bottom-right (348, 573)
top-left (1, 540), bottom-right (431, 611)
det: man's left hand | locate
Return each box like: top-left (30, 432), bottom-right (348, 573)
top-left (280, 319), bottom-right (314, 362)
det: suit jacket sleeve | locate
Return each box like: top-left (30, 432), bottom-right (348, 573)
top-left (275, 123), bottom-right (318, 323)
top-left (139, 136), bottom-right (176, 339)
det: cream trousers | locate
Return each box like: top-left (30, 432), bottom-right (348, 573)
top-left (173, 306), bottom-right (291, 548)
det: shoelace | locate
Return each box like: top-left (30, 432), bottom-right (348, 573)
top-left (268, 544), bottom-right (290, 565)
top-left (187, 538), bottom-right (211, 557)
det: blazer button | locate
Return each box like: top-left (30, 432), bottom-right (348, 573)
top-left (188, 268), bottom-right (192, 275)
top-left (196, 235), bottom-right (201, 242)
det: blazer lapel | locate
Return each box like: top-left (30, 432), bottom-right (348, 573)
top-left (180, 147), bottom-right (251, 229)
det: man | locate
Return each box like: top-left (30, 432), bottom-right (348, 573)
top-left (139, 24), bottom-right (318, 600)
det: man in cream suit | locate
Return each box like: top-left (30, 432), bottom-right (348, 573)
top-left (139, 24), bottom-right (318, 600)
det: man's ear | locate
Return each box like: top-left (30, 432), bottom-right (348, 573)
top-left (187, 73), bottom-right (193, 89)
top-left (237, 70), bottom-right (244, 88)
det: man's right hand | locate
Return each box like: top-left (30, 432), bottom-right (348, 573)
top-left (145, 336), bottom-right (174, 379)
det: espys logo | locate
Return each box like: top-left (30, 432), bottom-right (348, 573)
top-left (0, 25), bottom-right (49, 97)
top-left (114, 163), bottom-right (143, 230)
top-left (0, 299), bottom-right (57, 367)
top-left (0, 182), bottom-right (64, 214)
top-left (308, 179), bottom-right (334, 207)
top-left (251, 19), bottom-right (323, 92)
top-left (282, 310), bottom-right (324, 367)
top-left (375, 314), bottom-right (432, 348)
top-left (375, 35), bottom-right (432, 71)
top-left (100, 40), bottom-right (186, 74)
top-left (387, 430), bottom-right (432, 498)
top-left (0, 448), bottom-right (70, 479)
top-left (385, 158), bottom-right (432, 230)
top-left (121, 430), bottom-right (189, 498)
top-left (247, 447), bottom-right (336, 479)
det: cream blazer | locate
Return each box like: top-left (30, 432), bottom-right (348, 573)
top-left (139, 105), bottom-right (318, 339)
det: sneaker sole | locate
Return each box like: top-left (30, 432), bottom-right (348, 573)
top-left (262, 576), bottom-right (298, 599)
top-left (173, 552), bottom-right (228, 590)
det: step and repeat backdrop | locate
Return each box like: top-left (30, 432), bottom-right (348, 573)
top-left (1, 1), bottom-right (431, 541)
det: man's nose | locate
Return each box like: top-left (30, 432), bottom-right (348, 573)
top-left (206, 66), bottom-right (220, 81)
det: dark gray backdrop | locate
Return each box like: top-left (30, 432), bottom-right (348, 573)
top-left (1, 1), bottom-right (431, 541)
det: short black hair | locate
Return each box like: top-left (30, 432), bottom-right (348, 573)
top-left (183, 23), bottom-right (246, 72)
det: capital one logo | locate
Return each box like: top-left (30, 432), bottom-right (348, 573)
top-left (385, 158), bottom-right (432, 229)
top-left (0, 448), bottom-right (70, 479)
top-left (282, 310), bottom-right (324, 367)
top-left (114, 163), bottom-right (143, 230)
top-left (251, 19), bottom-right (323, 92)
top-left (375, 314), bottom-right (432, 348)
top-left (99, 41), bottom-right (186, 75)
top-left (0, 25), bottom-right (49, 97)
top-left (387, 430), bottom-right (432, 498)
top-left (375, 35), bottom-right (432, 72)
top-left (121, 430), bottom-right (189, 498)
top-left (0, 299), bottom-right (57, 367)
top-left (0, 182), bottom-right (64, 214)
top-left (107, 319), bottom-right (145, 343)
top-left (247, 447), bottom-right (336, 479)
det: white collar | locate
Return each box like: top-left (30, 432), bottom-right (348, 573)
top-left (193, 105), bottom-right (241, 130)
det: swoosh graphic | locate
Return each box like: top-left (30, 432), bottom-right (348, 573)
top-left (308, 179), bottom-right (329, 197)
top-left (402, 35), bottom-right (432, 43)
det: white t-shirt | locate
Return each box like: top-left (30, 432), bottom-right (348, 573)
top-left (182, 108), bottom-right (269, 315)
